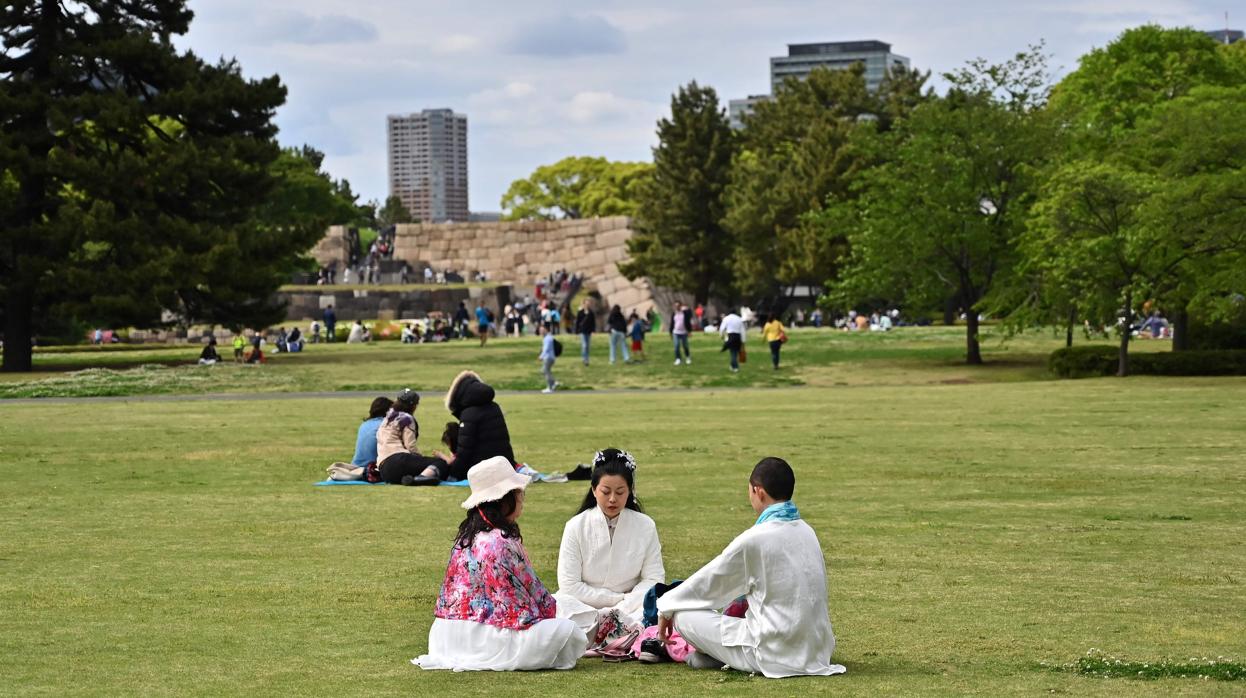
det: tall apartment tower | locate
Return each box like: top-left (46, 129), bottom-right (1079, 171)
top-left (729, 40), bottom-right (911, 129)
top-left (387, 109), bottom-right (468, 223)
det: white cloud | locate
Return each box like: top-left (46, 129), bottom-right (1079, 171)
top-left (433, 34), bottom-right (481, 54)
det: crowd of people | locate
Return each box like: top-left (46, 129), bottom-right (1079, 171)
top-left (327, 374), bottom-right (841, 676)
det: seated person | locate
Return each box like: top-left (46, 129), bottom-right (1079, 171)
top-left (554, 449), bottom-right (664, 632)
top-left (401, 323), bottom-right (417, 344)
top-left (287, 327), bottom-right (303, 351)
top-left (352, 397), bottom-right (393, 469)
top-left (375, 389), bottom-right (442, 485)
top-left (413, 457), bottom-right (587, 671)
top-left (433, 371), bottom-right (515, 481)
top-left (198, 338), bottom-right (221, 365)
top-left (657, 457), bottom-right (842, 678)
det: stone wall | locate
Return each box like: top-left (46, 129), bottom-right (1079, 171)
top-left (314, 217), bottom-right (661, 315)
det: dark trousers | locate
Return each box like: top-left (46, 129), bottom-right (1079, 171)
top-left (379, 452), bottom-right (444, 483)
top-left (769, 340), bottom-right (782, 368)
top-left (725, 333), bottom-right (742, 369)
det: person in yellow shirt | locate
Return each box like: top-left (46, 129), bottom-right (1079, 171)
top-left (761, 314), bottom-right (787, 370)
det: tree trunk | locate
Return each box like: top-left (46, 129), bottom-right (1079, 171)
top-left (943, 294), bottom-right (957, 326)
top-left (2, 285), bottom-right (35, 373)
top-left (1171, 307), bottom-right (1189, 352)
top-left (965, 310), bottom-right (982, 365)
top-left (1117, 290), bottom-right (1132, 377)
top-left (1066, 307), bottom-right (1075, 348)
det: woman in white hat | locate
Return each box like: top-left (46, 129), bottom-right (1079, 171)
top-left (412, 456), bottom-right (587, 671)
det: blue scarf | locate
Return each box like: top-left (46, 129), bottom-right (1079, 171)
top-left (755, 500), bottom-right (800, 525)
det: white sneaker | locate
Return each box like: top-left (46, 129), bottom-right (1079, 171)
top-left (685, 651), bottom-right (725, 670)
top-left (685, 357), bottom-right (692, 365)
top-left (541, 387), bottom-right (553, 394)
top-left (674, 359), bottom-right (682, 366)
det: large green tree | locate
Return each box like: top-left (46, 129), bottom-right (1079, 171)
top-left (619, 82), bottom-right (735, 305)
top-left (818, 49), bottom-right (1052, 364)
top-left (0, 1), bottom-right (301, 372)
top-left (1025, 26), bottom-right (1246, 366)
top-left (500, 156), bottom-right (651, 220)
top-left (722, 64), bottom-right (930, 298)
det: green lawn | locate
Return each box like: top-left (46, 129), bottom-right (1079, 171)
top-left (0, 326), bottom-right (1175, 398)
top-left (1, 376), bottom-right (1243, 695)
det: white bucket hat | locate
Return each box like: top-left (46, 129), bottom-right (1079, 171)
top-left (461, 456), bottom-right (529, 509)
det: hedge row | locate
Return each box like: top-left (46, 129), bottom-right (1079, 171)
top-left (1049, 345), bottom-right (1246, 378)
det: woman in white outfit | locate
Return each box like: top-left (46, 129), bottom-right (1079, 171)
top-left (412, 456), bottom-right (587, 671)
top-left (554, 449), bottom-right (665, 632)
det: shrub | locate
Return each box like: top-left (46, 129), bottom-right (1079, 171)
top-left (1050, 346), bottom-right (1246, 378)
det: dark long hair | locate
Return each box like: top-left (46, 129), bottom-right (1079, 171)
top-left (576, 448), bottom-right (643, 515)
top-left (455, 489), bottom-right (523, 549)
top-left (367, 397), bottom-right (393, 420)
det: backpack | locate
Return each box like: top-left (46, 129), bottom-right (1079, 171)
top-left (552, 338), bottom-right (563, 357)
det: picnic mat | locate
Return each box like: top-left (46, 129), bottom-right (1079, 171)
top-left (316, 463), bottom-right (570, 488)
top-left (314, 479), bottom-right (469, 487)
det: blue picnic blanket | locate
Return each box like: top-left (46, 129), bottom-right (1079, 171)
top-left (313, 479), bottom-right (469, 487)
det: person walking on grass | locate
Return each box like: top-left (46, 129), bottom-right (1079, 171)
top-left (606, 304), bottom-right (631, 365)
top-left (324, 305), bottom-right (337, 342)
top-left (657, 457), bottom-right (843, 678)
top-left (719, 308), bottom-right (745, 373)
top-left (476, 302), bottom-right (490, 348)
top-left (575, 298), bottom-right (596, 366)
top-left (539, 324), bottom-right (559, 394)
top-left (454, 302), bottom-right (471, 340)
top-left (628, 310), bottom-right (647, 362)
top-left (671, 302), bottom-right (692, 366)
top-left (761, 313), bottom-right (787, 370)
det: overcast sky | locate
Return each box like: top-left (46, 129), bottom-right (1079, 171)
top-left (179, 0), bottom-right (1236, 214)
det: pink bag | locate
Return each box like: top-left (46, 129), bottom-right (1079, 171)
top-left (631, 625), bottom-right (692, 663)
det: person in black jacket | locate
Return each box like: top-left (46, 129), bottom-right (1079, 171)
top-left (606, 304), bottom-right (631, 364)
top-left (437, 370), bottom-right (516, 481)
top-left (575, 299), bottom-right (596, 366)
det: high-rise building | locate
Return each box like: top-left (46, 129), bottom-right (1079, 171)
top-left (387, 109), bottom-right (468, 223)
top-left (728, 40), bottom-right (911, 129)
top-left (771, 41), bottom-right (910, 94)
top-left (1205, 28), bottom-right (1243, 44)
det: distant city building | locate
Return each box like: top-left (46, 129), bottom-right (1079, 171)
top-left (771, 40), bottom-right (910, 94)
top-left (728, 40), bottom-right (911, 130)
top-left (387, 109), bottom-right (468, 223)
top-left (1205, 28), bottom-right (1243, 44)
top-left (728, 94), bottom-right (770, 130)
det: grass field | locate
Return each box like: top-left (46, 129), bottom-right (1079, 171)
top-left (1, 365), bottom-right (1243, 695)
top-left (0, 326), bottom-right (1174, 398)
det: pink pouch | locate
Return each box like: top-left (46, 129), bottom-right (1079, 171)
top-left (632, 624), bottom-right (692, 663)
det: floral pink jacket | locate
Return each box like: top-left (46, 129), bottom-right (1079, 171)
top-left (434, 529), bottom-right (557, 630)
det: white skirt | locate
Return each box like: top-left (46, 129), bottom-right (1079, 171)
top-left (412, 618), bottom-right (587, 672)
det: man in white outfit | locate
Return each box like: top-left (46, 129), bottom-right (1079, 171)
top-left (657, 457), bottom-right (845, 678)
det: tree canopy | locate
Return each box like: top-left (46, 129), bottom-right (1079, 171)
top-left (500, 156), bottom-right (652, 220)
top-left (0, 1), bottom-right (330, 371)
top-left (619, 82), bottom-right (735, 305)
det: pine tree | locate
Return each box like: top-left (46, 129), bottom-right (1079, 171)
top-left (0, 1), bottom-right (295, 371)
top-left (620, 82), bottom-right (735, 305)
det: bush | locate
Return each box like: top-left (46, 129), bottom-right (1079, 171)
top-left (1050, 345), bottom-right (1246, 378)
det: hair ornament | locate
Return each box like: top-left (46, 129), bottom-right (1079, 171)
top-left (593, 449), bottom-right (637, 471)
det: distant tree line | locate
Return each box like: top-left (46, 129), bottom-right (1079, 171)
top-left (506, 26), bottom-right (1246, 375)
